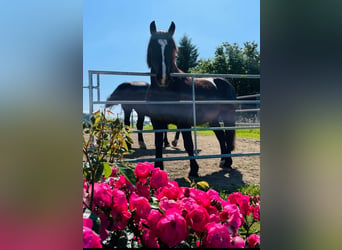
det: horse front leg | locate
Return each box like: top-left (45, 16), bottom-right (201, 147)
top-left (136, 113), bottom-right (146, 149)
top-left (152, 120), bottom-right (165, 170)
top-left (181, 128), bottom-right (199, 178)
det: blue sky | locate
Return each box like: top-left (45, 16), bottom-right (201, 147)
top-left (83, 0), bottom-right (260, 114)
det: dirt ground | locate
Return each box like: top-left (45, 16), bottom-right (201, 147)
top-left (125, 132), bottom-right (260, 192)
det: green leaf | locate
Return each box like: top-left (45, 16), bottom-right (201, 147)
top-left (102, 162), bottom-right (112, 178)
top-left (114, 163), bottom-right (136, 188)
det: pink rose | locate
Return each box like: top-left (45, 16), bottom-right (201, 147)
top-left (230, 236), bottom-right (245, 248)
top-left (247, 234), bottom-right (260, 248)
top-left (222, 204), bottom-right (243, 233)
top-left (136, 182), bottom-right (151, 200)
top-left (97, 212), bottom-right (110, 241)
top-left (202, 222), bottom-right (230, 248)
top-left (129, 192), bottom-right (151, 223)
top-left (110, 207), bottom-right (131, 230)
top-left (227, 192), bottom-right (242, 205)
top-left (134, 162), bottom-right (154, 183)
top-left (156, 209), bottom-right (189, 247)
top-left (111, 188), bottom-right (128, 212)
top-left (209, 213), bottom-right (220, 223)
top-left (187, 206), bottom-right (209, 232)
top-left (109, 166), bottom-right (118, 177)
top-left (159, 197), bottom-right (179, 212)
top-left (150, 168), bottom-right (168, 189)
top-left (253, 204), bottom-right (260, 221)
top-left (115, 175), bottom-right (135, 196)
top-left (142, 229), bottom-right (159, 248)
top-left (189, 188), bottom-right (210, 208)
top-left (83, 226), bottom-right (102, 248)
top-left (83, 218), bottom-right (93, 229)
top-left (206, 189), bottom-right (224, 203)
top-left (238, 195), bottom-right (251, 216)
top-left (155, 181), bottom-right (181, 200)
top-left (147, 209), bottom-right (163, 233)
top-left (92, 183), bottom-right (112, 207)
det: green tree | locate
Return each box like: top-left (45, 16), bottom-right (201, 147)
top-left (191, 41), bottom-right (260, 96)
top-left (176, 34), bottom-right (199, 72)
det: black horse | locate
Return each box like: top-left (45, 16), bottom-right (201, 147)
top-left (105, 81), bottom-right (179, 149)
top-left (146, 21), bottom-right (236, 178)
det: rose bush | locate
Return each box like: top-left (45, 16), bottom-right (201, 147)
top-left (83, 111), bottom-right (260, 248)
top-left (83, 161), bottom-right (260, 248)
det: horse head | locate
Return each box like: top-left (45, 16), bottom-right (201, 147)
top-left (147, 21), bottom-right (178, 88)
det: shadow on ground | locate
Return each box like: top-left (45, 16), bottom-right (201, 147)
top-left (174, 167), bottom-right (246, 193)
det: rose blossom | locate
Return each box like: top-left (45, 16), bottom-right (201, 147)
top-left (247, 234), bottom-right (260, 248)
top-left (109, 166), bottom-right (118, 177)
top-left (110, 207), bottom-right (131, 230)
top-left (155, 180), bottom-right (181, 200)
top-left (115, 175), bottom-right (135, 195)
top-left (129, 192), bottom-right (151, 223)
top-left (202, 222), bottom-right (230, 248)
top-left (136, 182), bottom-right (151, 200)
top-left (253, 204), bottom-right (260, 221)
top-left (97, 212), bottom-right (110, 241)
top-left (134, 162), bottom-right (154, 183)
top-left (238, 194), bottom-right (251, 216)
top-left (142, 229), bottom-right (159, 248)
top-left (83, 226), bottom-right (102, 248)
top-left (147, 209), bottom-right (163, 233)
top-left (230, 236), bottom-right (245, 248)
top-left (159, 197), bottom-right (179, 212)
top-left (189, 188), bottom-right (210, 208)
top-left (92, 182), bottom-right (112, 207)
top-left (227, 192), bottom-right (242, 205)
top-left (150, 168), bottom-right (168, 189)
top-left (187, 205), bottom-right (209, 232)
top-left (222, 204), bottom-right (243, 234)
top-left (111, 188), bottom-right (128, 212)
top-left (156, 209), bottom-right (189, 247)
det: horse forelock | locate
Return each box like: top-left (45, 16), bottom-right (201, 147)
top-left (147, 33), bottom-right (177, 66)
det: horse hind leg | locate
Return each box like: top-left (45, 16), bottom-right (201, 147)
top-left (210, 120), bottom-right (233, 169)
top-left (181, 128), bottom-right (199, 178)
top-left (163, 131), bottom-right (170, 148)
top-left (172, 131), bottom-right (180, 147)
top-left (136, 112), bottom-right (147, 149)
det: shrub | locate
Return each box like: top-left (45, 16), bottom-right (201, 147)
top-left (83, 111), bottom-right (260, 248)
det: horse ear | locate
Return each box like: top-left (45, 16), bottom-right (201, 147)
top-left (168, 22), bottom-right (175, 35)
top-left (150, 21), bottom-right (156, 34)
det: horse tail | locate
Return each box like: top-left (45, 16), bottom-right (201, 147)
top-left (105, 88), bottom-right (120, 108)
top-left (105, 82), bottom-right (132, 108)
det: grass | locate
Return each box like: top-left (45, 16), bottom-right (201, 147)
top-left (141, 124), bottom-right (260, 140)
top-left (214, 183), bottom-right (260, 200)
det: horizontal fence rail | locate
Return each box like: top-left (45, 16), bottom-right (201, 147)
top-left (86, 70), bottom-right (261, 162)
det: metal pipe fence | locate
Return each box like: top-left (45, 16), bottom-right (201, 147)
top-left (84, 70), bottom-right (260, 163)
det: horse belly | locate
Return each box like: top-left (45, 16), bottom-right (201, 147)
top-left (195, 104), bottom-right (220, 124)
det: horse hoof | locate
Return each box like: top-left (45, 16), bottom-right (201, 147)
top-left (219, 159), bottom-right (233, 170)
top-left (164, 142), bottom-right (170, 148)
top-left (139, 141), bottom-right (147, 149)
top-left (188, 172), bottom-right (199, 179)
top-left (171, 140), bottom-right (178, 147)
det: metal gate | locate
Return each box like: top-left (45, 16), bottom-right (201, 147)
top-left (83, 70), bottom-right (260, 163)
